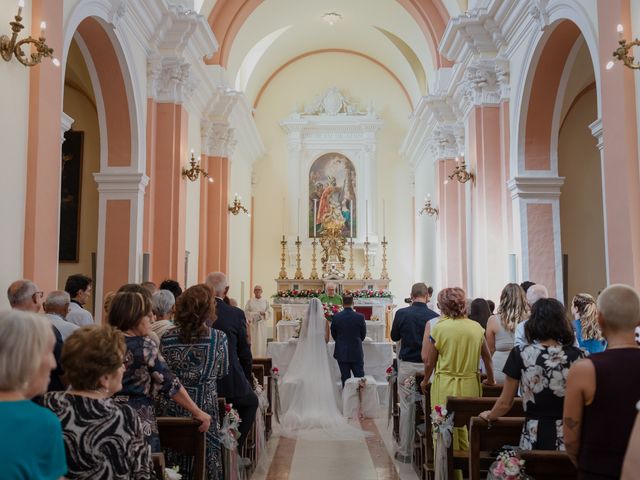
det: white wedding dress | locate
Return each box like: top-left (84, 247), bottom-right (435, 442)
top-left (277, 298), bottom-right (367, 439)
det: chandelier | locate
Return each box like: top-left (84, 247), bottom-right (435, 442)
top-left (444, 157), bottom-right (475, 185)
top-left (182, 150), bottom-right (213, 183)
top-left (609, 24), bottom-right (640, 70)
top-left (228, 193), bottom-right (249, 216)
top-left (418, 195), bottom-right (438, 217)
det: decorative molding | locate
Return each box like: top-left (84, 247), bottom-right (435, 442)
top-left (94, 172), bottom-right (150, 194)
top-left (507, 176), bottom-right (565, 200)
top-left (589, 118), bottom-right (603, 152)
top-left (61, 112), bottom-right (75, 143)
top-left (302, 87), bottom-right (372, 116)
top-left (148, 55), bottom-right (197, 103)
top-left (201, 120), bottom-right (236, 158)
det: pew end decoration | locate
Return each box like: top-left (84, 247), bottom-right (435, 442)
top-left (164, 466), bottom-right (182, 480)
top-left (271, 367), bottom-right (282, 423)
top-left (487, 450), bottom-right (531, 480)
top-left (386, 365), bottom-right (397, 428)
top-left (431, 404), bottom-right (454, 480)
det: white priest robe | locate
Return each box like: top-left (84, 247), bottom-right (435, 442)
top-left (244, 297), bottom-right (271, 357)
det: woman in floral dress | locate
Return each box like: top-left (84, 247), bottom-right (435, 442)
top-left (108, 290), bottom-right (211, 452)
top-left (480, 298), bottom-right (585, 450)
top-left (161, 284), bottom-right (229, 480)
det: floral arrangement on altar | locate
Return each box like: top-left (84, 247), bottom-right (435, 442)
top-left (219, 404), bottom-right (242, 449)
top-left (273, 289), bottom-right (322, 298)
top-left (323, 303), bottom-right (343, 320)
top-left (344, 289), bottom-right (393, 298)
top-left (487, 451), bottom-right (531, 480)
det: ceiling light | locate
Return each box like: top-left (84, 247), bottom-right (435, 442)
top-left (322, 12), bottom-right (342, 26)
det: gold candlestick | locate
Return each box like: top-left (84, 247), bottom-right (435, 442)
top-left (278, 235), bottom-right (288, 279)
top-left (294, 236), bottom-right (304, 280)
top-left (346, 238), bottom-right (356, 279)
top-left (310, 238), bottom-right (319, 279)
top-left (362, 236), bottom-right (372, 280)
top-left (380, 236), bottom-right (389, 280)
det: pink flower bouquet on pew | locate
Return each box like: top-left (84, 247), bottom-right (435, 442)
top-left (488, 451), bottom-right (532, 480)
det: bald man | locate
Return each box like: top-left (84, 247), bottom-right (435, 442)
top-left (7, 279), bottom-right (43, 312)
top-left (244, 285), bottom-right (271, 357)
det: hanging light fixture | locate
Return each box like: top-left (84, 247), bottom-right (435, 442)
top-left (418, 194), bottom-right (438, 217)
top-left (444, 156), bottom-right (475, 185)
top-left (182, 150), bottom-right (213, 183)
top-left (611, 24), bottom-right (640, 70)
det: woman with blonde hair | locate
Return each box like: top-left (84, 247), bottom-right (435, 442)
top-left (0, 310), bottom-right (67, 479)
top-left (40, 325), bottom-right (153, 479)
top-left (486, 283), bottom-right (529, 383)
top-left (572, 293), bottom-right (606, 354)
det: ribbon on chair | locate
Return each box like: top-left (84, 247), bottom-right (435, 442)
top-left (433, 412), bottom-right (454, 480)
top-left (271, 368), bottom-right (282, 423)
top-left (396, 376), bottom-right (424, 461)
top-left (220, 406), bottom-right (243, 480)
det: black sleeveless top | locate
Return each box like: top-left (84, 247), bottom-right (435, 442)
top-left (578, 348), bottom-right (640, 479)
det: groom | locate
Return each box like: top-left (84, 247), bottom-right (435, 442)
top-left (330, 295), bottom-right (367, 386)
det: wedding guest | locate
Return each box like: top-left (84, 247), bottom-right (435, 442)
top-left (393, 282), bottom-right (438, 462)
top-left (103, 291), bottom-right (116, 317)
top-left (40, 325), bottom-right (153, 479)
top-left (422, 287), bottom-right (494, 479)
top-left (160, 279), bottom-right (183, 300)
top-left (43, 290), bottom-right (79, 341)
top-left (487, 299), bottom-right (495, 315)
top-left (108, 290), bottom-right (211, 452)
top-left (469, 298), bottom-right (491, 329)
top-left (161, 284), bottom-right (229, 480)
top-left (319, 283), bottom-right (342, 305)
top-left (520, 280), bottom-right (535, 293)
top-left (244, 285), bottom-right (271, 357)
top-left (151, 289), bottom-right (176, 339)
top-left (141, 281), bottom-right (157, 295)
top-left (621, 403), bottom-right (640, 479)
top-left (564, 284), bottom-right (640, 478)
top-left (514, 284), bottom-right (549, 347)
top-left (486, 284), bottom-right (529, 383)
top-left (480, 298), bottom-right (584, 450)
top-left (571, 293), bottom-right (606, 354)
top-left (206, 272), bottom-right (257, 449)
top-left (8, 279), bottom-right (65, 391)
top-left (64, 274), bottom-right (94, 326)
top-left (0, 310), bottom-right (67, 479)
top-left (117, 284), bottom-right (162, 346)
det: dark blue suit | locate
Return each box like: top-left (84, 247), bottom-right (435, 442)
top-left (213, 298), bottom-right (257, 447)
top-left (390, 302), bottom-right (439, 362)
top-left (331, 307), bottom-right (366, 386)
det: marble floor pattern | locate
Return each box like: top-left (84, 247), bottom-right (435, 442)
top-left (250, 411), bottom-right (420, 480)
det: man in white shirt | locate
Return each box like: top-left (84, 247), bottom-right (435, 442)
top-left (43, 290), bottom-right (79, 340)
top-left (64, 274), bottom-right (94, 326)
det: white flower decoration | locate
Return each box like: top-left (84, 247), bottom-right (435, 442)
top-left (543, 347), bottom-right (567, 369)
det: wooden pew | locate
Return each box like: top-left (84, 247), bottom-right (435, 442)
top-left (468, 416), bottom-right (525, 480)
top-left (392, 358), bottom-right (400, 442)
top-left (157, 417), bottom-right (206, 480)
top-left (413, 373), bottom-right (427, 479)
top-left (481, 384), bottom-right (503, 397)
top-left (252, 357), bottom-right (273, 439)
top-left (152, 453), bottom-right (165, 480)
top-left (519, 451), bottom-right (577, 480)
top-left (445, 397), bottom-right (524, 479)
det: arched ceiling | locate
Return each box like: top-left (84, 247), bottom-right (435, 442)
top-left (203, 0), bottom-right (463, 108)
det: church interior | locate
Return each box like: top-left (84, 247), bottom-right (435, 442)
top-left (2, 0), bottom-right (640, 479)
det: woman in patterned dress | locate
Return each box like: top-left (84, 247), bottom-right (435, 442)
top-left (108, 290), bottom-right (211, 452)
top-left (160, 284), bottom-right (229, 480)
top-left (40, 324), bottom-right (154, 479)
top-left (480, 298), bottom-right (585, 450)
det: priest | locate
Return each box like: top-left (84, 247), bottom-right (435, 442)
top-left (244, 285), bottom-right (271, 357)
top-left (319, 283), bottom-right (343, 305)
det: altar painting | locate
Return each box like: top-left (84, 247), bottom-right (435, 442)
top-left (309, 153), bottom-right (356, 238)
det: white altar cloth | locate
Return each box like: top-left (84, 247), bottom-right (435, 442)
top-left (267, 340), bottom-right (393, 383)
top-left (276, 319), bottom-right (385, 342)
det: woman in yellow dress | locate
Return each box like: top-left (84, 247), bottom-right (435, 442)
top-left (421, 287), bottom-right (495, 479)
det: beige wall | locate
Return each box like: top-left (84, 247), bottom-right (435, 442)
top-left (0, 0), bottom-right (30, 308)
top-left (229, 158), bottom-right (252, 307)
top-left (58, 40), bottom-right (99, 312)
top-left (558, 88), bottom-right (606, 301)
top-left (252, 52), bottom-right (414, 304)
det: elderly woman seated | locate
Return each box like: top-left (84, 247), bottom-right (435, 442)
top-left (0, 310), bottom-right (67, 479)
top-left (40, 325), bottom-right (154, 479)
top-left (151, 289), bottom-right (176, 339)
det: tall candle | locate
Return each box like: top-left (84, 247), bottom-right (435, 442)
top-left (382, 199), bottom-right (386, 238)
top-left (313, 199), bottom-right (318, 237)
top-left (350, 202), bottom-right (354, 238)
top-left (365, 200), bottom-right (369, 237)
top-left (297, 198), bottom-right (301, 236)
top-left (282, 197), bottom-right (286, 235)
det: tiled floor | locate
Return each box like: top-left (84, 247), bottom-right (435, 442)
top-left (251, 410), bottom-right (420, 480)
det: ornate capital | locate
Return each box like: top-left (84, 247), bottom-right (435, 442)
top-left (429, 123), bottom-right (464, 160)
top-left (148, 56), bottom-right (197, 104)
top-left (507, 176), bottom-right (565, 200)
top-left (529, 0), bottom-right (551, 31)
top-left (201, 120), bottom-right (236, 158)
top-left (454, 58), bottom-right (509, 116)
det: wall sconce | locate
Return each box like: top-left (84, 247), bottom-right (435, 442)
top-left (182, 150), bottom-right (213, 183)
top-left (1, 1), bottom-right (59, 67)
top-left (228, 193), bottom-right (249, 216)
top-left (444, 157), bottom-right (475, 185)
top-left (418, 194), bottom-right (438, 217)
top-left (609, 24), bottom-right (640, 70)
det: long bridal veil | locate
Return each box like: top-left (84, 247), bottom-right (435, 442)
top-left (277, 298), bottom-right (367, 439)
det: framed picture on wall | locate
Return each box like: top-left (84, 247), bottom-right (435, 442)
top-left (58, 130), bottom-right (84, 262)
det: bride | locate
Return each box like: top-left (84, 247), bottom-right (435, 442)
top-left (277, 298), bottom-right (366, 438)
